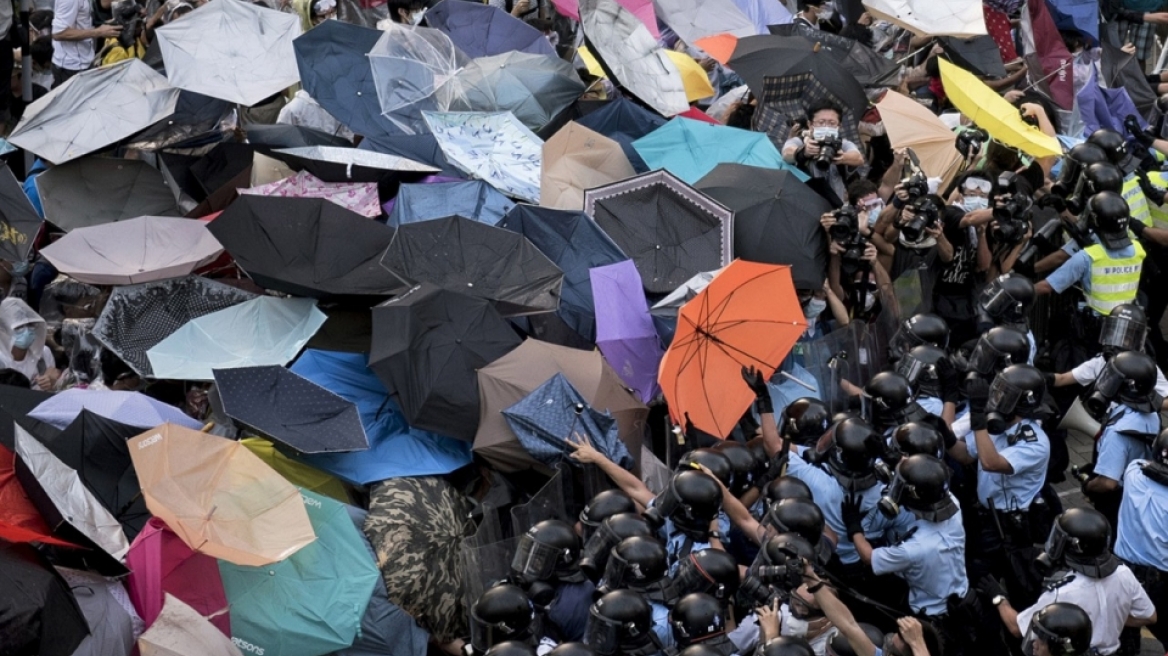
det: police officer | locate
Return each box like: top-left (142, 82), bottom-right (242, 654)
top-left (774, 397), bottom-right (833, 449)
top-left (1088, 128), bottom-right (1152, 229)
top-left (865, 372), bottom-right (961, 464)
top-left (659, 548), bottom-right (741, 606)
top-left (670, 593), bottom-right (736, 656)
top-left (547, 643), bottom-right (595, 656)
top-left (763, 476), bottom-right (815, 507)
top-left (484, 642), bottom-right (537, 656)
top-left (579, 491), bottom-right (637, 542)
top-left (976, 272), bottom-right (1038, 363)
top-left (889, 312), bottom-right (950, 363)
top-left (585, 590), bottom-right (662, 656)
top-left (1048, 304), bottom-right (1168, 403)
top-left (580, 513), bottom-right (654, 583)
top-left (598, 536), bottom-right (673, 649)
top-left (895, 344), bottom-right (954, 417)
top-left (1020, 603), bottom-right (1094, 656)
top-left (1115, 429), bottom-right (1168, 649)
top-left (468, 583), bottom-right (537, 656)
top-left (511, 520), bottom-right (594, 642)
top-left (643, 469), bottom-right (724, 574)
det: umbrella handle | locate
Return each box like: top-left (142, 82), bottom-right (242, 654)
top-left (779, 370), bottom-right (817, 392)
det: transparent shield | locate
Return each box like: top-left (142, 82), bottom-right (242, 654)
top-left (511, 466), bottom-right (568, 536)
top-left (460, 504), bottom-right (515, 614)
top-left (640, 447), bottom-right (672, 497)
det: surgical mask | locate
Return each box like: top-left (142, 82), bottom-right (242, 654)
top-left (12, 327), bottom-right (35, 350)
top-left (811, 126), bottom-right (839, 142)
top-left (962, 196), bottom-right (989, 212)
top-left (804, 298), bottom-right (827, 321)
top-left (407, 8), bottom-right (425, 24)
top-left (818, 6), bottom-right (834, 21)
top-left (863, 200), bottom-right (883, 224)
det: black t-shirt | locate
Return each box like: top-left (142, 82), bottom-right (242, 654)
top-left (932, 206), bottom-right (978, 299)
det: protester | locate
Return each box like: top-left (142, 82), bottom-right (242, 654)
top-left (50, 0), bottom-right (119, 84)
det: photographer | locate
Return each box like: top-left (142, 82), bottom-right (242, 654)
top-left (976, 172), bottom-right (1033, 280)
top-left (934, 172), bottom-right (995, 346)
top-left (872, 192), bottom-right (952, 285)
top-left (820, 190), bottom-right (898, 323)
top-left (782, 99), bottom-right (866, 207)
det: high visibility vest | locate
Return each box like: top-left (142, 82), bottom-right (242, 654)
top-left (1122, 175), bottom-right (1152, 227)
top-left (1083, 242), bottom-right (1146, 315)
top-left (1144, 171), bottom-right (1168, 230)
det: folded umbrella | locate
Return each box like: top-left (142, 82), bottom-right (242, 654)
top-left (270, 146), bottom-right (439, 184)
top-left (424, 0), bottom-right (557, 58)
top-left (214, 365), bottom-right (369, 454)
top-left (862, 0), bottom-right (987, 37)
top-left (0, 161), bottom-right (42, 262)
top-left (633, 117), bottom-right (807, 185)
top-left (387, 179), bottom-right (514, 226)
top-left (9, 59), bottom-right (179, 165)
top-left (423, 111), bottom-right (543, 203)
top-left (381, 215), bottom-right (564, 317)
top-left (583, 169), bottom-right (734, 294)
top-left (875, 90), bottom-right (965, 182)
top-left (218, 489), bottom-right (379, 656)
top-left (502, 373), bottom-right (634, 467)
top-left (288, 350), bottom-right (472, 485)
top-left (239, 170), bottom-right (382, 218)
top-left (576, 96), bottom-right (665, 172)
top-left (541, 121), bottom-right (635, 211)
top-left (650, 0), bottom-right (756, 44)
top-left (450, 52), bottom-right (586, 131)
top-left (146, 296), bottom-right (327, 381)
top-left (127, 423), bottom-right (316, 566)
top-left (938, 59), bottom-right (1062, 158)
top-left (659, 260), bottom-right (806, 437)
top-left (369, 283), bottom-right (521, 442)
top-left (29, 389), bottom-right (204, 431)
top-left (36, 158), bottom-right (181, 231)
top-left (137, 594), bottom-right (239, 656)
top-left (590, 260), bottom-right (663, 403)
top-left (764, 24), bottom-right (899, 87)
top-left (0, 542), bottom-right (89, 656)
top-left (939, 36), bottom-right (1007, 78)
top-left (695, 164), bottom-right (829, 289)
top-left (367, 22), bottom-right (466, 117)
top-left (156, 0), bottom-right (301, 106)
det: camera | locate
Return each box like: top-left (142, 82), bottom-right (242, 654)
top-left (901, 170), bottom-right (928, 200)
top-left (1015, 218), bottom-right (1063, 275)
top-left (112, 0), bottom-right (143, 48)
top-left (956, 128), bottom-right (987, 159)
top-left (828, 205), bottom-right (860, 244)
top-left (815, 134), bottom-right (843, 172)
top-left (899, 197), bottom-right (939, 244)
top-left (738, 576), bottom-right (782, 607)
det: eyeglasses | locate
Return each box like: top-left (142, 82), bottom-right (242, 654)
top-left (963, 178), bottom-right (993, 194)
top-left (810, 119), bottom-right (840, 128)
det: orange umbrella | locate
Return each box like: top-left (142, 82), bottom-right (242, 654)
top-left (658, 260), bottom-right (806, 438)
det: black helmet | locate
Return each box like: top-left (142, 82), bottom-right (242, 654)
top-left (660, 548), bottom-right (741, 605)
top-left (978, 273), bottom-right (1035, 326)
top-left (809, 417), bottom-right (881, 491)
top-left (967, 326), bottom-right (1031, 377)
top-left (764, 476), bottom-right (814, 505)
top-left (895, 344), bottom-right (947, 399)
top-left (826, 624), bottom-right (886, 656)
top-left (761, 637), bottom-right (815, 656)
top-left (645, 470), bottom-right (722, 540)
top-left (1038, 508), bottom-right (1119, 578)
top-left (1084, 162), bottom-right (1124, 195)
top-left (580, 490), bottom-right (637, 542)
top-left (599, 536), bottom-right (667, 595)
top-left (678, 449), bottom-right (733, 489)
top-left (1024, 603), bottom-right (1093, 656)
top-left (580, 513), bottom-right (653, 582)
top-left (485, 643), bottom-right (538, 656)
top-left (470, 583), bottom-right (536, 654)
top-left (548, 643), bottom-right (595, 656)
top-left (763, 498), bottom-right (825, 547)
top-left (586, 590), bottom-right (657, 656)
top-left (1086, 350), bottom-right (1160, 415)
top-left (777, 398), bottom-right (832, 446)
top-left (865, 372), bottom-right (922, 430)
top-left (669, 593), bottom-right (728, 647)
top-left (890, 422), bottom-right (943, 460)
top-left (1143, 430), bottom-right (1168, 485)
top-left (985, 364), bottom-right (1046, 432)
top-left (757, 532), bottom-right (815, 572)
top-left (746, 438), bottom-right (771, 483)
top-left (877, 454), bottom-right (957, 522)
top-left (889, 313), bottom-right (949, 360)
top-left (711, 441), bottom-right (759, 497)
top-left (1087, 128), bottom-right (1137, 173)
top-left (1052, 143), bottom-right (1108, 196)
top-left (512, 519), bottom-right (583, 584)
top-left (1086, 190), bottom-right (1132, 250)
top-left (1100, 303), bottom-right (1148, 354)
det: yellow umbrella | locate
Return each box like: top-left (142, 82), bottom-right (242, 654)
top-left (938, 59), bottom-right (1062, 159)
top-left (128, 423), bottom-right (316, 567)
top-left (876, 90), bottom-right (964, 186)
top-left (542, 121), bottom-right (636, 210)
top-left (240, 437), bottom-right (352, 504)
top-left (579, 46), bottom-right (714, 103)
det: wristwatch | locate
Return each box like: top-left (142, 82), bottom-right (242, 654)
top-left (708, 531), bottom-right (724, 542)
top-left (992, 595), bottom-right (1007, 607)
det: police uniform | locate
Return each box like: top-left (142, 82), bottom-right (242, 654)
top-left (964, 419), bottom-right (1051, 512)
top-left (660, 516), bottom-right (713, 576)
top-left (1122, 173), bottom-right (1154, 228)
top-left (1094, 406), bottom-right (1158, 483)
top-left (870, 495), bottom-right (969, 616)
top-left (1071, 355), bottom-right (1168, 396)
top-left (1116, 460), bottom-right (1168, 646)
top-left (547, 580), bottom-right (595, 642)
top-left (918, 395), bottom-right (944, 417)
top-left (1044, 242), bottom-right (1146, 316)
top-left (1017, 564), bottom-right (1155, 655)
top-left (650, 601), bottom-right (674, 649)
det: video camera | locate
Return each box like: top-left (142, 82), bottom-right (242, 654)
top-left (112, 0), bottom-right (143, 49)
top-left (955, 128), bottom-right (987, 160)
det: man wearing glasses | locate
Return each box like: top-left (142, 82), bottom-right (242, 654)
top-left (781, 99), bottom-right (866, 207)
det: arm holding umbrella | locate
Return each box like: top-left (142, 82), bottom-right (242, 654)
top-left (567, 436), bottom-right (654, 508)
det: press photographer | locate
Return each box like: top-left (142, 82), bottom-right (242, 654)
top-left (782, 99), bottom-right (866, 207)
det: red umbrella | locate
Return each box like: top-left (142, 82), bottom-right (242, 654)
top-left (0, 444), bottom-right (75, 547)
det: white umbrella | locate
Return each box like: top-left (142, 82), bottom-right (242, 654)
top-left (651, 0), bottom-right (757, 44)
top-left (862, 0), bottom-right (987, 38)
top-left (367, 21), bottom-right (467, 116)
top-left (139, 594), bottom-right (242, 656)
top-left (156, 0), bottom-right (302, 106)
top-left (423, 111), bottom-right (542, 203)
top-left (9, 60), bottom-right (178, 165)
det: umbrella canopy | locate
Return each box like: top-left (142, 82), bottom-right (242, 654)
top-left (289, 349), bottom-right (473, 484)
top-left (695, 164), bottom-right (830, 288)
top-left (9, 59), bottom-right (179, 165)
top-left (387, 179), bottom-right (513, 226)
top-left (40, 216), bottom-right (223, 286)
top-left (294, 19), bottom-right (396, 142)
top-left (127, 90), bottom-right (233, 152)
top-left (1100, 40), bottom-right (1157, 120)
top-left (659, 260), bottom-right (806, 437)
top-left (218, 489), bottom-right (379, 656)
top-left (0, 385), bottom-right (51, 450)
top-left (239, 170), bottom-right (382, 218)
top-left (156, 0), bottom-right (301, 106)
top-left (451, 52), bottom-right (586, 131)
top-left (125, 517), bottom-right (231, 638)
top-left (241, 437), bottom-right (351, 503)
top-left (497, 205), bottom-right (627, 345)
top-left (56, 567), bottom-right (138, 656)
top-left (0, 542), bottom-right (89, 656)
top-left (875, 90), bottom-right (964, 182)
top-left (1049, 0), bottom-right (1097, 45)
top-left (0, 442), bottom-right (76, 547)
top-left (0, 162), bottom-right (42, 262)
top-left (939, 35), bottom-right (1007, 78)
top-left (502, 373), bottom-right (634, 467)
top-left (590, 260), bottom-right (663, 403)
top-left (369, 283), bottom-right (521, 442)
top-left (207, 195), bottom-right (403, 299)
top-left (270, 146), bottom-right (439, 184)
top-left (137, 594), bottom-right (239, 656)
top-left (862, 0), bottom-right (987, 37)
top-left (584, 169), bottom-right (734, 294)
top-left (579, 0), bottom-right (689, 117)
top-left (367, 22), bottom-right (465, 117)
top-left (541, 121), bottom-right (635, 211)
top-left (751, 71), bottom-right (863, 145)
top-left (381, 215), bottom-right (564, 317)
top-left (363, 476), bottom-right (474, 643)
top-left (146, 296), bottom-right (327, 381)
top-left (633, 117), bottom-right (807, 185)
top-left (215, 366), bottom-right (368, 454)
top-left (576, 96), bottom-right (665, 172)
top-left (246, 124), bottom-right (352, 150)
top-left (650, 0), bottom-right (756, 44)
top-left (424, 0), bottom-right (557, 58)
top-left (763, 24), bottom-right (898, 88)
top-left (29, 389), bottom-right (204, 431)
top-left (1078, 71), bottom-right (1145, 138)
top-left (475, 338), bottom-right (649, 472)
top-left (552, 0), bottom-right (660, 36)
top-left (649, 268), bottom-right (720, 345)
top-left (36, 158), bottom-right (180, 232)
top-left (938, 59), bottom-right (1062, 158)
top-left (93, 277), bottom-right (256, 378)
top-left (128, 423), bottom-right (316, 566)
top-left (423, 111), bottom-right (543, 203)
top-left (359, 133), bottom-right (455, 172)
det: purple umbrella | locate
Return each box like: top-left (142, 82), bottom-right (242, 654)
top-left (589, 260), bottom-right (663, 403)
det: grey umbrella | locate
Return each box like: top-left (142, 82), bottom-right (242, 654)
top-left (35, 158), bottom-right (181, 231)
top-left (9, 59), bottom-right (179, 165)
top-left (450, 52), bottom-right (586, 131)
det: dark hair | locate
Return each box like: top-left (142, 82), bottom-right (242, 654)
top-left (726, 98), bottom-right (755, 129)
top-left (1017, 92), bottom-right (1062, 135)
top-left (0, 368), bottom-right (31, 388)
top-left (386, 0), bottom-right (426, 21)
top-left (99, 349), bottom-right (135, 387)
top-left (797, 0), bottom-right (826, 9)
top-left (526, 17), bottom-right (553, 31)
top-left (846, 179), bottom-right (878, 203)
top-left (29, 9), bottom-right (53, 31)
top-left (31, 36), bottom-right (52, 67)
top-left (806, 98), bottom-right (842, 123)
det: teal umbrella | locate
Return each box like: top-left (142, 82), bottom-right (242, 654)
top-left (218, 489), bottom-right (380, 656)
top-left (632, 117), bottom-right (808, 185)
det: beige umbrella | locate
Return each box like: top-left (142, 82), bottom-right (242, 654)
top-left (862, 0), bottom-right (987, 38)
top-left (127, 424), bottom-right (316, 566)
top-left (138, 594), bottom-right (241, 656)
top-left (541, 122), bottom-right (636, 211)
top-left (876, 90), bottom-right (965, 188)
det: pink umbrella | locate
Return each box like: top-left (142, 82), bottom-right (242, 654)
top-left (124, 517), bottom-right (231, 637)
top-left (239, 171), bottom-right (383, 218)
top-left (553, 0), bottom-right (660, 37)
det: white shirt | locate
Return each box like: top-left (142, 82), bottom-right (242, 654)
top-left (1071, 355), bottom-right (1168, 397)
top-left (51, 0), bottom-right (95, 71)
top-left (1016, 566), bottom-right (1155, 655)
top-left (0, 345), bottom-right (54, 385)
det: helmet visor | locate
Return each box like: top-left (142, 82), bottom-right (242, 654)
top-left (967, 337), bottom-right (1007, 376)
top-left (889, 326), bottom-right (924, 360)
top-left (883, 472), bottom-right (907, 510)
top-left (470, 606), bottom-right (528, 653)
top-left (978, 283), bottom-right (1018, 319)
top-left (511, 534), bottom-right (561, 582)
top-left (1043, 521), bottom-right (1071, 565)
top-left (986, 375), bottom-right (1029, 417)
top-left (1091, 359), bottom-right (1126, 404)
top-left (1022, 617), bottom-right (1071, 656)
top-left (584, 609), bottom-right (622, 656)
top-left (580, 521), bottom-right (620, 579)
top-left (1099, 315), bottom-right (1147, 352)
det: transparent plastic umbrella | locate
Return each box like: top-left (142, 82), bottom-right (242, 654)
top-left (368, 22), bottom-right (467, 117)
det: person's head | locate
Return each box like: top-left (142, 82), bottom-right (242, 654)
top-left (469, 583), bottom-right (535, 655)
top-left (796, 0), bottom-right (830, 21)
top-left (599, 535), bottom-right (668, 594)
top-left (586, 590), bottom-right (657, 656)
top-left (958, 170), bottom-right (994, 212)
top-left (578, 489), bottom-right (637, 541)
top-left (663, 548), bottom-right (740, 605)
top-left (847, 179), bottom-right (881, 220)
top-left (310, 0), bottom-right (336, 23)
top-left (878, 454), bottom-right (958, 522)
top-left (1086, 190), bottom-right (1133, 251)
top-left (888, 312), bottom-right (949, 361)
top-left (579, 512), bottom-right (653, 582)
top-left (807, 417), bottom-right (881, 491)
top-left (388, 0), bottom-right (427, 24)
top-left (797, 288), bottom-right (828, 324)
top-left (30, 36), bottom-right (52, 68)
top-left (805, 98), bottom-right (842, 139)
top-left (1100, 303), bottom-right (1148, 355)
top-left (864, 371), bottom-right (918, 430)
top-left (644, 469), bottom-right (722, 539)
top-left (763, 498), bottom-right (825, 545)
top-left (977, 272), bottom-right (1035, 328)
top-left (0, 368), bottom-right (30, 388)
top-left (1, 298), bottom-right (45, 356)
top-left (669, 593), bottom-right (728, 648)
top-left (777, 397), bottom-right (832, 446)
top-left (985, 364), bottom-right (1046, 432)
top-left (511, 519), bottom-right (583, 584)
top-left (1024, 603), bottom-right (1093, 656)
top-left (1037, 507), bottom-right (1119, 579)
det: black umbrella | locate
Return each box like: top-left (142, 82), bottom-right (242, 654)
top-left (208, 195), bottom-right (405, 300)
top-left (269, 146), bottom-right (439, 184)
top-left (213, 365), bottom-right (370, 454)
top-left (0, 542), bottom-right (90, 656)
top-left (188, 142), bottom-right (254, 199)
top-left (696, 163), bottom-right (831, 289)
top-left (380, 215), bottom-right (564, 317)
top-left (729, 36), bottom-right (869, 119)
top-left (126, 90), bottom-right (233, 151)
top-left (536, 98), bottom-right (612, 140)
top-left (358, 133), bottom-right (456, 174)
top-left (752, 71), bottom-right (862, 146)
top-left (1101, 40), bottom-right (1157, 120)
top-left (0, 161), bottom-right (44, 262)
top-left (939, 36), bottom-right (1007, 78)
top-left (247, 124), bottom-right (352, 150)
top-left (766, 25), bottom-right (898, 88)
top-left (35, 158), bottom-right (181, 231)
top-left (306, 306), bottom-right (373, 354)
top-left (369, 283), bottom-right (521, 441)
top-left (0, 385), bottom-right (52, 451)
top-left (583, 169), bottom-right (733, 294)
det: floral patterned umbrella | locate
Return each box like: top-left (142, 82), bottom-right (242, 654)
top-left (239, 171), bottom-right (382, 217)
top-left (422, 111), bottom-right (542, 203)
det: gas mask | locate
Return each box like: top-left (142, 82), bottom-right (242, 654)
top-left (643, 477), bottom-right (713, 541)
top-left (985, 375), bottom-right (1037, 434)
top-left (1034, 521), bottom-right (1118, 579)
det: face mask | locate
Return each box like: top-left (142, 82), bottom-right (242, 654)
top-left (863, 200), bottom-right (884, 224)
top-left (804, 298), bottom-right (827, 321)
top-left (963, 196), bottom-right (989, 212)
top-left (407, 8), bottom-right (425, 25)
top-left (811, 127), bottom-right (839, 142)
top-left (818, 6), bottom-right (834, 21)
top-left (12, 327), bottom-right (36, 350)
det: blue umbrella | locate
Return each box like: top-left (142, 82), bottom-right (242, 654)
top-left (496, 205), bottom-right (627, 344)
top-left (632, 117), bottom-right (808, 185)
top-left (1047, 0), bottom-right (1098, 46)
top-left (576, 97), bottom-right (665, 172)
top-left (289, 349), bottom-right (472, 484)
top-left (1077, 71), bottom-right (1146, 144)
top-left (424, 0), bottom-right (557, 59)
top-left (388, 180), bottom-right (515, 226)
top-left (502, 373), bottom-right (634, 469)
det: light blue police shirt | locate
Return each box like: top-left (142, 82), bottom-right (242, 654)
top-left (1095, 406), bottom-right (1158, 482)
top-left (964, 418), bottom-right (1050, 510)
top-left (1116, 460), bottom-right (1168, 569)
top-left (870, 497), bottom-right (969, 616)
top-left (1044, 244), bottom-right (1137, 296)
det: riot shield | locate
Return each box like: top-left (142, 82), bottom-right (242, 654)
top-left (640, 447), bottom-right (672, 496)
top-left (510, 465), bottom-right (569, 535)
top-left (460, 503), bottom-right (516, 612)
top-left (802, 322), bottom-right (880, 413)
